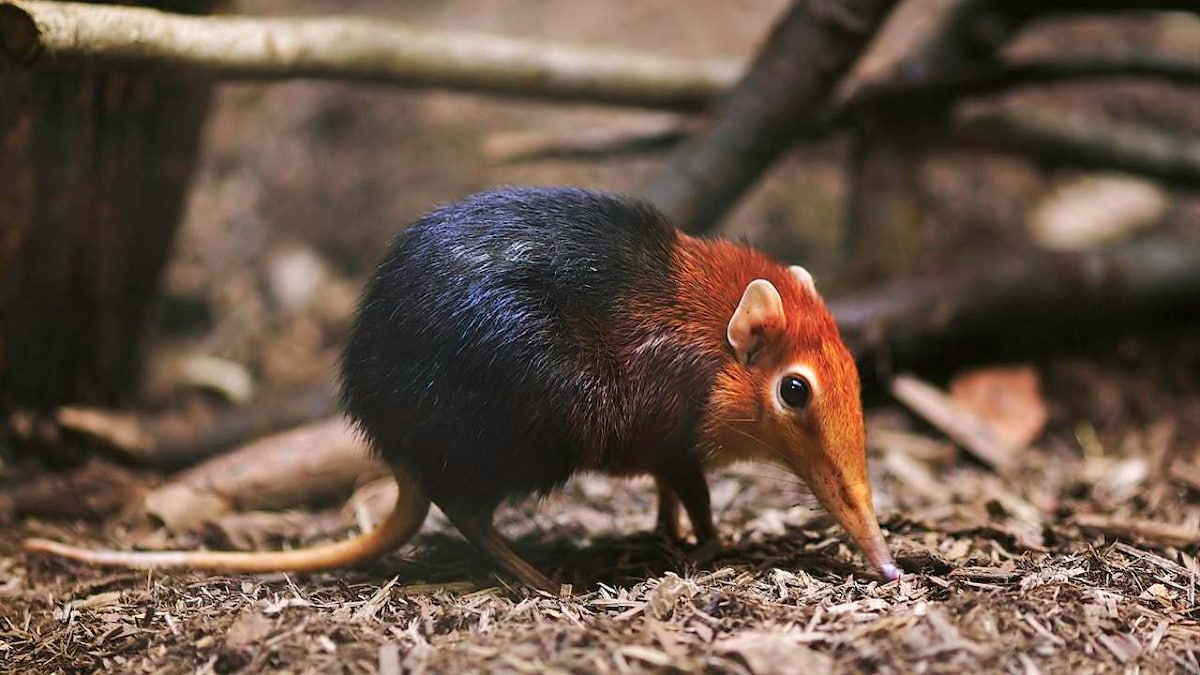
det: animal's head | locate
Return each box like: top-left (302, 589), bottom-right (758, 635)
top-left (706, 266), bottom-right (898, 581)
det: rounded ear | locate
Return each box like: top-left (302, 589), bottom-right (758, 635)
top-left (727, 279), bottom-right (785, 364)
top-left (789, 265), bottom-right (816, 294)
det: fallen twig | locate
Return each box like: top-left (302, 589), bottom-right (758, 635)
top-left (55, 387), bottom-right (338, 469)
top-left (1111, 541), bottom-right (1195, 579)
top-left (190, 476), bottom-right (396, 548)
top-left (138, 417), bottom-right (386, 531)
top-left (882, 449), bottom-right (945, 502)
top-left (1075, 513), bottom-right (1200, 548)
top-left (205, 509), bottom-right (348, 550)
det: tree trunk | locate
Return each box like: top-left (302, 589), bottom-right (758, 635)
top-left (0, 0), bottom-right (222, 410)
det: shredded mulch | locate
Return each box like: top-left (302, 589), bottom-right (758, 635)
top-left (3, 335), bottom-right (1199, 674)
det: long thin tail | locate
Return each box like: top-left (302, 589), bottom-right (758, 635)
top-left (23, 465), bottom-right (430, 573)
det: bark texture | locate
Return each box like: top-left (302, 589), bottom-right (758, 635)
top-left (0, 0), bottom-right (222, 409)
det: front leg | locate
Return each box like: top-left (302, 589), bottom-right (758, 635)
top-left (654, 476), bottom-right (686, 544)
top-left (655, 463), bottom-right (718, 546)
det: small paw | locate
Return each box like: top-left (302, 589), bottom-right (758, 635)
top-left (655, 512), bottom-right (691, 547)
top-left (656, 521), bottom-right (690, 547)
top-left (689, 536), bottom-right (723, 564)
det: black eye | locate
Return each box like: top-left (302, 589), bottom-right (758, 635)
top-left (779, 375), bottom-right (812, 409)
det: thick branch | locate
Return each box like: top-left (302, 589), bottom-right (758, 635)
top-left (494, 106), bottom-right (1200, 189)
top-left (838, 54), bottom-right (1200, 122)
top-left (138, 417), bottom-right (385, 531)
top-left (0, 0), bottom-right (739, 111)
top-left (639, 0), bottom-right (899, 234)
top-left (951, 108), bottom-right (1200, 186)
top-left (829, 237), bottom-right (1200, 366)
top-left (1001, 1), bottom-right (1200, 18)
top-left (4, 1), bottom-right (1196, 121)
top-left (832, 0), bottom-right (999, 106)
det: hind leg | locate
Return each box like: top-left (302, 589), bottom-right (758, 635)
top-left (441, 506), bottom-right (559, 593)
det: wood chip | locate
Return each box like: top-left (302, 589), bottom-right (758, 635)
top-left (618, 645), bottom-right (673, 668)
top-left (1097, 632), bottom-right (1143, 664)
top-left (948, 567), bottom-right (1023, 584)
top-left (716, 631), bottom-right (833, 675)
top-left (1170, 460), bottom-right (1200, 493)
top-left (378, 643), bottom-right (401, 675)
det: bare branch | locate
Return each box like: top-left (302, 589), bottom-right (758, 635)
top-left (829, 237), bottom-right (1200, 367)
top-left (491, 105), bottom-right (1200, 191)
top-left (5, 0), bottom-right (1197, 236)
top-left (1001, 1), bottom-right (1200, 17)
top-left (832, 0), bottom-right (998, 107)
top-left (639, 0), bottom-right (900, 234)
top-left (838, 54), bottom-right (1200, 122)
top-left (481, 121), bottom-right (694, 164)
top-left (4, 1), bottom-right (1196, 124)
top-left (0, 0), bottom-right (740, 111)
top-left (951, 108), bottom-right (1200, 186)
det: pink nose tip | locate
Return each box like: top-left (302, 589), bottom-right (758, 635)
top-left (879, 563), bottom-right (900, 582)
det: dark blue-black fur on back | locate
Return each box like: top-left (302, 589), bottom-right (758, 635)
top-left (339, 187), bottom-right (679, 511)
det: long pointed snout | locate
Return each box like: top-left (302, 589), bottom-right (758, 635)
top-left (800, 461), bottom-right (899, 581)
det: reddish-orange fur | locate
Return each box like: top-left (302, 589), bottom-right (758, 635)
top-left (670, 235), bottom-right (861, 460)
top-left (657, 234), bottom-right (893, 577)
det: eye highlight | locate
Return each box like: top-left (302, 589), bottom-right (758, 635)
top-left (778, 374), bottom-right (812, 409)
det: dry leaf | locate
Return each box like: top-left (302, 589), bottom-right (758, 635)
top-left (949, 365), bottom-right (1048, 449)
top-left (222, 608), bottom-right (275, 651)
